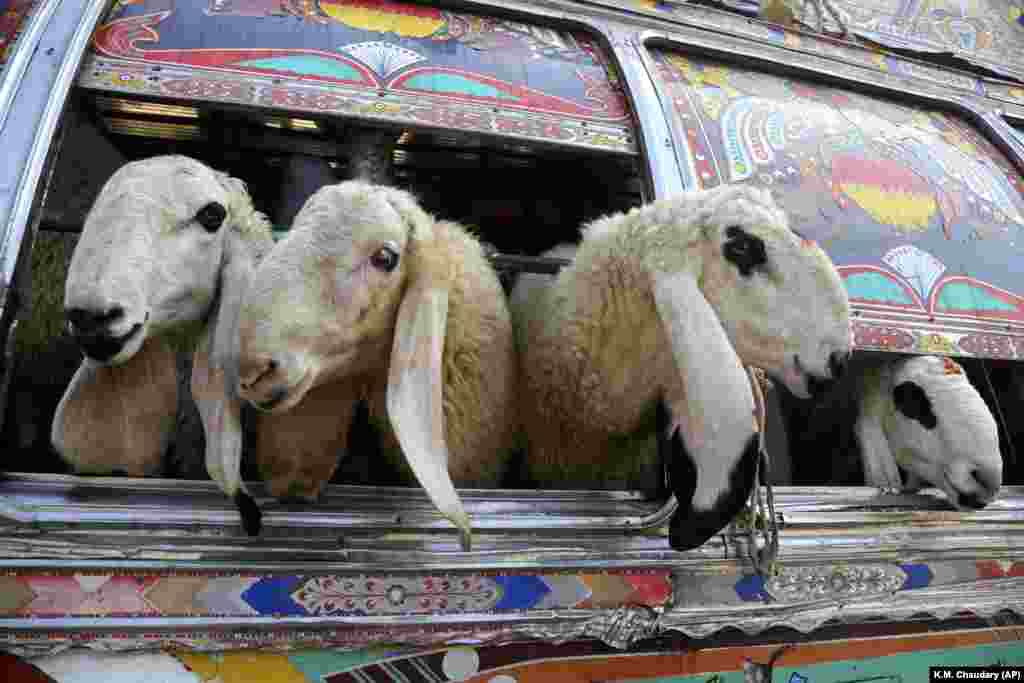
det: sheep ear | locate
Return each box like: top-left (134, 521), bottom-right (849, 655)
top-left (652, 269), bottom-right (759, 550)
top-left (855, 404), bottom-right (903, 490)
top-left (192, 235), bottom-right (262, 536)
top-left (385, 281), bottom-right (473, 551)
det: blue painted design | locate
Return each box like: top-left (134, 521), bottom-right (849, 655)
top-left (788, 673), bottom-right (808, 683)
top-left (936, 281), bottom-right (1016, 312)
top-left (289, 646), bottom-right (413, 682)
top-left (734, 574), bottom-right (771, 602)
top-left (721, 97), bottom-right (757, 182)
top-left (401, 73), bottom-right (517, 99)
top-left (844, 271), bottom-right (915, 304)
top-left (900, 564), bottom-right (933, 590)
top-left (241, 576), bottom-right (306, 616)
top-left (234, 55), bottom-right (365, 81)
top-left (492, 575), bottom-right (551, 610)
top-left (765, 111), bottom-right (786, 150)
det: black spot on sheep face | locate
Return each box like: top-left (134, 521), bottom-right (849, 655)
top-left (722, 225), bottom-right (767, 276)
top-left (892, 381), bottom-right (938, 430)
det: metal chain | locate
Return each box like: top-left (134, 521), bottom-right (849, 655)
top-left (745, 367), bottom-right (780, 578)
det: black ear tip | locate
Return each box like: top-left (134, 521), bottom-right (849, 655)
top-left (668, 510), bottom-right (716, 551)
top-left (234, 491), bottom-right (263, 536)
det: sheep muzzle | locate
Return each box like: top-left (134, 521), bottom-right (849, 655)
top-left (237, 353), bottom-right (314, 413)
top-left (65, 307), bottom-right (147, 364)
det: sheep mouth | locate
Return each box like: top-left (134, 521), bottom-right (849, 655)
top-left (75, 322), bottom-right (145, 364)
top-left (943, 473), bottom-right (994, 511)
top-left (773, 355), bottom-right (834, 400)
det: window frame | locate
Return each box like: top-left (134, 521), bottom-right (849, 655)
top-left (2, 0), bottom-right (1024, 658)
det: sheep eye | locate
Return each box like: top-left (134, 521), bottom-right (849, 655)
top-left (195, 202), bottom-right (227, 233)
top-left (370, 245), bottom-right (399, 272)
top-left (723, 225), bottom-right (767, 276)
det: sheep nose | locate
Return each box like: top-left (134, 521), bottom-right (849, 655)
top-left (238, 356), bottom-right (279, 393)
top-left (65, 306), bottom-right (124, 336)
top-left (971, 466), bottom-right (1002, 499)
top-left (829, 350), bottom-right (849, 381)
top-left (957, 466), bottom-right (1001, 510)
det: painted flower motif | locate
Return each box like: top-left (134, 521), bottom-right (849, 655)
top-left (106, 71), bottom-right (147, 90)
top-left (919, 333), bottom-right (955, 354)
top-left (290, 575), bottom-right (501, 615)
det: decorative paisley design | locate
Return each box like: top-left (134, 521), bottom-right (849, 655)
top-left (765, 563), bottom-right (907, 602)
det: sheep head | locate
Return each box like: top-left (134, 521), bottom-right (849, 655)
top-left (235, 181), bottom-right (472, 548)
top-left (59, 154), bottom-right (272, 535)
top-left (570, 183), bottom-right (850, 549)
top-left (666, 184), bottom-right (851, 397)
top-left (63, 155), bottom-right (264, 365)
top-left (860, 355), bottom-right (1002, 509)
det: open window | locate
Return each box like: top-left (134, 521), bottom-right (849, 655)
top-left (6, 0), bottom-right (1024, 532)
top-left (0, 0), bottom-right (677, 538)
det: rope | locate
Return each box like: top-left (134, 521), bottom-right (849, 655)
top-left (745, 367), bottom-right (780, 578)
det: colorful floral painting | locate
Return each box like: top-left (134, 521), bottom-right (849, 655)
top-left (13, 629), bottom-right (1024, 683)
top-left (820, 0), bottom-right (1024, 82)
top-left (652, 50), bottom-right (1024, 357)
top-left (88, 0), bottom-right (629, 124)
top-left (0, 0), bottom-right (36, 70)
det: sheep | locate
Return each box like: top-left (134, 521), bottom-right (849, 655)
top-left (510, 184), bottom-right (852, 551)
top-left (234, 181), bottom-right (518, 550)
top-left (790, 354), bottom-right (1003, 508)
top-left (53, 155), bottom-right (274, 534)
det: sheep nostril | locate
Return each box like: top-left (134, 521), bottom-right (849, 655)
top-left (970, 467), bottom-right (1001, 497)
top-left (241, 358), bottom-right (279, 392)
top-left (829, 350), bottom-right (848, 381)
top-left (65, 306), bottom-right (125, 335)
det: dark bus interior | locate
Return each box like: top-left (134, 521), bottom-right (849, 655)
top-left (4, 89), bottom-right (1023, 500)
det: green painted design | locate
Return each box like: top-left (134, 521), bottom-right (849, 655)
top-left (614, 640), bottom-right (1024, 683)
top-left (402, 73), bottom-right (516, 99)
top-left (844, 271), bottom-right (915, 305)
top-left (936, 281), bottom-right (1016, 311)
top-left (288, 646), bottom-right (416, 682)
top-left (234, 55), bottom-right (364, 81)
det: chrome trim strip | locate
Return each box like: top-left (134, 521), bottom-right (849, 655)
top-left (0, 0), bottom-right (111, 284)
top-left (0, 0), bottom-right (65, 133)
top-left (600, 26), bottom-right (683, 199)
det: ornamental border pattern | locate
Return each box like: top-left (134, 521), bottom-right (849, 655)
top-left (78, 57), bottom-right (637, 156)
top-left (0, 561), bottom-right (1022, 656)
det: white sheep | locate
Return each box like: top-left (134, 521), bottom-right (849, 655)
top-left (234, 181), bottom-right (518, 550)
top-left (510, 184), bottom-right (851, 551)
top-left (852, 355), bottom-right (1002, 508)
top-left (53, 155), bottom-right (274, 534)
